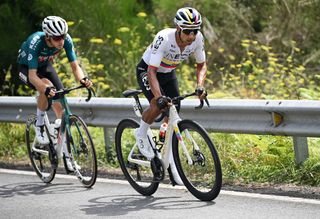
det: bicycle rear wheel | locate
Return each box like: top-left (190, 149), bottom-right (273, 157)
top-left (67, 115), bottom-right (97, 188)
top-left (25, 114), bottom-right (56, 183)
top-left (172, 119), bottom-right (222, 201)
top-left (115, 118), bottom-right (159, 196)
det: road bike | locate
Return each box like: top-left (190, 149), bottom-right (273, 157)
top-left (115, 89), bottom-right (222, 201)
top-left (25, 85), bottom-right (97, 188)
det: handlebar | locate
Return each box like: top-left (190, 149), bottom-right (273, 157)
top-left (170, 91), bottom-right (210, 110)
top-left (154, 92), bottom-right (210, 122)
top-left (54, 84), bottom-right (95, 102)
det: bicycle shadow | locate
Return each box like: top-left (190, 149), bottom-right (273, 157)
top-left (0, 182), bottom-right (89, 198)
top-left (80, 194), bottom-right (215, 217)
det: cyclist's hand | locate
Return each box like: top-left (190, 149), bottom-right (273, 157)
top-left (80, 77), bottom-right (93, 88)
top-left (45, 86), bottom-right (56, 98)
top-left (195, 86), bottom-right (207, 100)
top-left (156, 96), bottom-right (171, 110)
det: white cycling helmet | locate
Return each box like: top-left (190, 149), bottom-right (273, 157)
top-left (174, 7), bottom-right (202, 29)
top-left (42, 16), bottom-right (68, 36)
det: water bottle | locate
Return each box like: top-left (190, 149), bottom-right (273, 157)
top-left (159, 123), bottom-right (168, 143)
top-left (54, 119), bottom-right (61, 137)
top-left (51, 119), bottom-right (61, 144)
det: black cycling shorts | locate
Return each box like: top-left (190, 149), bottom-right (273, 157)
top-left (18, 63), bottom-right (64, 100)
top-left (136, 59), bottom-right (180, 112)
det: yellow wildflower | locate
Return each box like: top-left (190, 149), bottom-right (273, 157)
top-left (67, 21), bottom-right (75, 26)
top-left (114, 38), bottom-right (122, 45)
top-left (118, 27), bottom-right (130, 33)
top-left (72, 38), bottom-right (81, 43)
top-left (137, 12), bottom-right (147, 18)
top-left (229, 55), bottom-right (236, 61)
top-left (97, 64), bottom-right (104, 70)
top-left (90, 38), bottom-right (104, 44)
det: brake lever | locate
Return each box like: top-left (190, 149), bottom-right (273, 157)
top-left (204, 97), bottom-right (210, 107)
top-left (195, 99), bottom-right (204, 110)
top-left (85, 87), bottom-right (95, 102)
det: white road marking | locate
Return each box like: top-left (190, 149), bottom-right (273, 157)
top-left (1, 168), bottom-right (320, 205)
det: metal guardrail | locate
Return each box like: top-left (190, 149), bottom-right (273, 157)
top-left (1, 96), bottom-right (320, 163)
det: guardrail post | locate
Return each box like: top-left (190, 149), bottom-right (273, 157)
top-left (103, 127), bottom-right (115, 162)
top-left (292, 136), bottom-right (309, 164)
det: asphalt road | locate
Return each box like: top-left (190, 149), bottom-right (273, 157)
top-left (1, 168), bottom-right (320, 219)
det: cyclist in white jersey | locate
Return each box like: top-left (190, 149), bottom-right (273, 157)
top-left (135, 7), bottom-right (208, 185)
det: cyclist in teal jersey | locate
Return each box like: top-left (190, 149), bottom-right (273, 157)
top-left (17, 16), bottom-right (92, 147)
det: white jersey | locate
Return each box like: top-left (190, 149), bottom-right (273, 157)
top-left (142, 28), bottom-right (206, 73)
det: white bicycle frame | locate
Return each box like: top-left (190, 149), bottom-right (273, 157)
top-left (128, 102), bottom-right (200, 168)
top-left (31, 112), bottom-right (68, 159)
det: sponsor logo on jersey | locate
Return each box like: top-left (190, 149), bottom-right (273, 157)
top-left (27, 54), bottom-right (33, 61)
top-left (19, 51), bottom-right (26, 58)
top-left (153, 35), bottom-right (164, 51)
top-left (29, 35), bottom-right (40, 50)
top-left (19, 72), bottom-right (27, 83)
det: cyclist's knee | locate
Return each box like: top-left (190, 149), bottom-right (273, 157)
top-left (41, 78), bottom-right (54, 87)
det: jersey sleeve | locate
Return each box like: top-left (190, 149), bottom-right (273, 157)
top-left (194, 32), bottom-right (206, 64)
top-left (27, 35), bottom-right (42, 69)
top-left (148, 31), bottom-right (168, 68)
top-left (64, 34), bottom-right (77, 62)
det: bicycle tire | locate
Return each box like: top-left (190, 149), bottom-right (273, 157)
top-left (172, 119), bottom-right (222, 201)
top-left (25, 114), bottom-right (56, 183)
top-left (66, 115), bottom-right (97, 188)
top-left (115, 118), bottom-right (159, 196)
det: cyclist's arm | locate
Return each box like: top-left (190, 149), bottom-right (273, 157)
top-left (147, 31), bottom-right (168, 99)
top-left (194, 32), bottom-right (207, 87)
top-left (70, 60), bottom-right (85, 82)
top-left (196, 62), bottom-right (207, 87)
top-left (147, 66), bottom-right (162, 99)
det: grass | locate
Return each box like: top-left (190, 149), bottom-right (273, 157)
top-left (1, 122), bottom-right (320, 186)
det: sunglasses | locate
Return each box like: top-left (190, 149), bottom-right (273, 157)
top-left (51, 35), bottom-right (66, 41)
top-left (182, 29), bottom-right (199, 35)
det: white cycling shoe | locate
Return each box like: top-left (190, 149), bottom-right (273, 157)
top-left (134, 129), bottom-right (155, 160)
top-left (34, 125), bottom-right (49, 145)
top-left (65, 157), bottom-right (81, 171)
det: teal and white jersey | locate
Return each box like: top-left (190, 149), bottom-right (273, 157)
top-left (17, 31), bottom-right (77, 69)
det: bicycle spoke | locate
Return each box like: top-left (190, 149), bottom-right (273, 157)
top-left (26, 114), bottom-right (56, 183)
top-left (173, 120), bottom-right (222, 201)
top-left (116, 119), bottom-right (159, 196)
top-left (67, 115), bottom-right (97, 188)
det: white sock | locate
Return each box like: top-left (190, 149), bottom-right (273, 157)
top-left (138, 119), bottom-right (150, 138)
top-left (36, 108), bottom-right (45, 126)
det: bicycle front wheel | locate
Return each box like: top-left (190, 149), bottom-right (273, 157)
top-left (172, 120), bottom-right (222, 201)
top-left (25, 114), bottom-right (56, 183)
top-left (67, 115), bottom-right (97, 188)
top-left (115, 118), bottom-right (159, 196)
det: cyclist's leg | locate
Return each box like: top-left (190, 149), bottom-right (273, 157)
top-left (157, 71), bottom-right (183, 185)
top-left (158, 70), bottom-right (180, 123)
top-left (136, 60), bottom-right (163, 125)
top-left (135, 60), bottom-right (163, 158)
top-left (19, 64), bottom-right (52, 143)
top-left (44, 63), bottom-right (64, 119)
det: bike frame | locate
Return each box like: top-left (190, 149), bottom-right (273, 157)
top-left (32, 97), bottom-right (71, 158)
top-left (31, 97), bottom-right (76, 161)
top-left (128, 102), bottom-right (198, 168)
